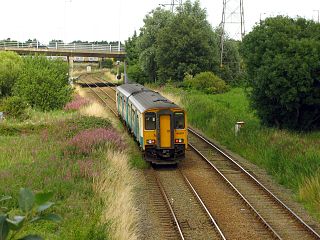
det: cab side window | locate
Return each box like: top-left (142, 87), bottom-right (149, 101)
top-left (145, 112), bottom-right (156, 130)
top-left (174, 112), bottom-right (185, 129)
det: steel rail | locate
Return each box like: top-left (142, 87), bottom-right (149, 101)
top-left (188, 127), bottom-right (320, 239)
top-left (82, 77), bottom-right (118, 116)
top-left (188, 143), bottom-right (282, 239)
top-left (153, 170), bottom-right (186, 240)
top-left (180, 170), bottom-right (226, 240)
top-left (85, 77), bottom-right (116, 103)
top-left (91, 75), bottom-right (117, 92)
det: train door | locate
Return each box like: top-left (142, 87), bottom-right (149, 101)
top-left (136, 113), bottom-right (139, 142)
top-left (159, 115), bottom-right (171, 148)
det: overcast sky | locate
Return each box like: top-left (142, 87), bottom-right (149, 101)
top-left (0, 0), bottom-right (319, 44)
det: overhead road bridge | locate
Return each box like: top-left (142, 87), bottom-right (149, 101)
top-left (0, 41), bottom-right (126, 59)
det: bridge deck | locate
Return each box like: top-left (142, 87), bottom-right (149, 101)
top-left (0, 47), bottom-right (126, 59)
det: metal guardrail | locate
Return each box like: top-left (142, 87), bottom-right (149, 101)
top-left (0, 41), bottom-right (125, 52)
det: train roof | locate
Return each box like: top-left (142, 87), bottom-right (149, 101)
top-left (116, 83), bottom-right (149, 98)
top-left (116, 83), bottom-right (181, 113)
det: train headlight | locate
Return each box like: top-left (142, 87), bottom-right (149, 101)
top-left (175, 139), bottom-right (184, 143)
top-left (146, 139), bottom-right (156, 144)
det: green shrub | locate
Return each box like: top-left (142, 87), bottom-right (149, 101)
top-left (0, 51), bottom-right (22, 97)
top-left (127, 64), bottom-right (149, 84)
top-left (183, 71), bottom-right (230, 94)
top-left (241, 16), bottom-right (320, 130)
top-left (0, 96), bottom-right (28, 119)
top-left (100, 58), bottom-right (113, 68)
top-left (13, 55), bottom-right (72, 111)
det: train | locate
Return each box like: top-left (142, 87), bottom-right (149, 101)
top-left (116, 83), bottom-right (187, 164)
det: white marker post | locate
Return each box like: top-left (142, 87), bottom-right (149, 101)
top-left (235, 121), bottom-right (245, 136)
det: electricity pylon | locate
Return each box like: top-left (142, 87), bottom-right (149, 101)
top-left (160, 0), bottom-right (183, 12)
top-left (220, 0), bottom-right (245, 67)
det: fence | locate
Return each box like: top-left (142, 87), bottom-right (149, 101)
top-left (0, 41), bottom-right (125, 52)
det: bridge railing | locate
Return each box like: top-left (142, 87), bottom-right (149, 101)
top-left (0, 41), bottom-right (125, 52)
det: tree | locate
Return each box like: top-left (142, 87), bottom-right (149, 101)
top-left (125, 31), bottom-right (140, 66)
top-left (126, 64), bottom-right (149, 84)
top-left (138, 8), bottom-right (174, 82)
top-left (13, 55), bottom-right (72, 111)
top-left (0, 51), bottom-right (22, 97)
top-left (156, 0), bottom-right (219, 82)
top-left (241, 16), bottom-right (320, 130)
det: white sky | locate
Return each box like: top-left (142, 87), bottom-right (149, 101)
top-left (0, 0), bottom-right (319, 44)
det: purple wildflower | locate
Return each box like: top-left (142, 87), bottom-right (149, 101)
top-left (64, 94), bottom-right (90, 110)
top-left (67, 128), bottom-right (125, 155)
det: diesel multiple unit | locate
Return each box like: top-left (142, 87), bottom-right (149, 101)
top-left (116, 83), bottom-right (187, 164)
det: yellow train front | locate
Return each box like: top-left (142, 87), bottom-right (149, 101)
top-left (116, 83), bottom-right (187, 164)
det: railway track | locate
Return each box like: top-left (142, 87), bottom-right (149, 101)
top-left (187, 128), bottom-right (320, 239)
top-left (76, 74), bottom-right (320, 239)
top-left (79, 74), bottom-right (118, 115)
top-left (152, 167), bottom-right (226, 239)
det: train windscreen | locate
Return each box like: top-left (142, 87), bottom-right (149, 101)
top-left (145, 112), bottom-right (156, 130)
top-left (174, 112), bottom-right (185, 129)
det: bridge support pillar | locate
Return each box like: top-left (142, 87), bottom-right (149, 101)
top-left (124, 60), bottom-right (128, 84)
top-left (67, 56), bottom-right (74, 82)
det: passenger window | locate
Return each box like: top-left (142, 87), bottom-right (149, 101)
top-left (145, 112), bottom-right (156, 130)
top-left (174, 112), bottom-right (185, 129)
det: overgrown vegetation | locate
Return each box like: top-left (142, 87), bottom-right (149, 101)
top-left (0, 112), bottom-right (112, 239)
top-left (241, 16), bottom-right (320, 130)
top-left (0, 51), bottom-right (22, 97)
top-left (0, 90), bottom-right (141, 239)
top-left (14, 55), bottom-right (72, 111)
top-left (0, 53), bottom-right (72, 120)
top-left (160, 85), bottom-right (320, 220)
top-left (183, 71), bottom-right (230, 94)
top-left (0, 96), bottom-right (28, 119)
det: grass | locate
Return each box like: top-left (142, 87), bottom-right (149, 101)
top-left (0, 89), bottom-right (142, 239)
top-left (0, 113), bottom-right (110, 239)
top-left (160, 86), bottom-right (320, 221)
top-left (94, 151), bottom-right (138, 240)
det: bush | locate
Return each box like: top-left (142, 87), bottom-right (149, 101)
top-left (127, 64), bottom-right (149, 84)
top-left (0, 51), bottom-right (22, 97)
top-left (13, 55), bottom-right (72, 111)
top-left (183, 71), bottom-right (230, 94)
top-left (0, 188), bottom-right (61, 240)
top-left (0, 96), bottom-right (28, 119)
top-left (241, 16), bottom-right (320, 130)
top-left (100, 58), bottom-right (113, 68)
